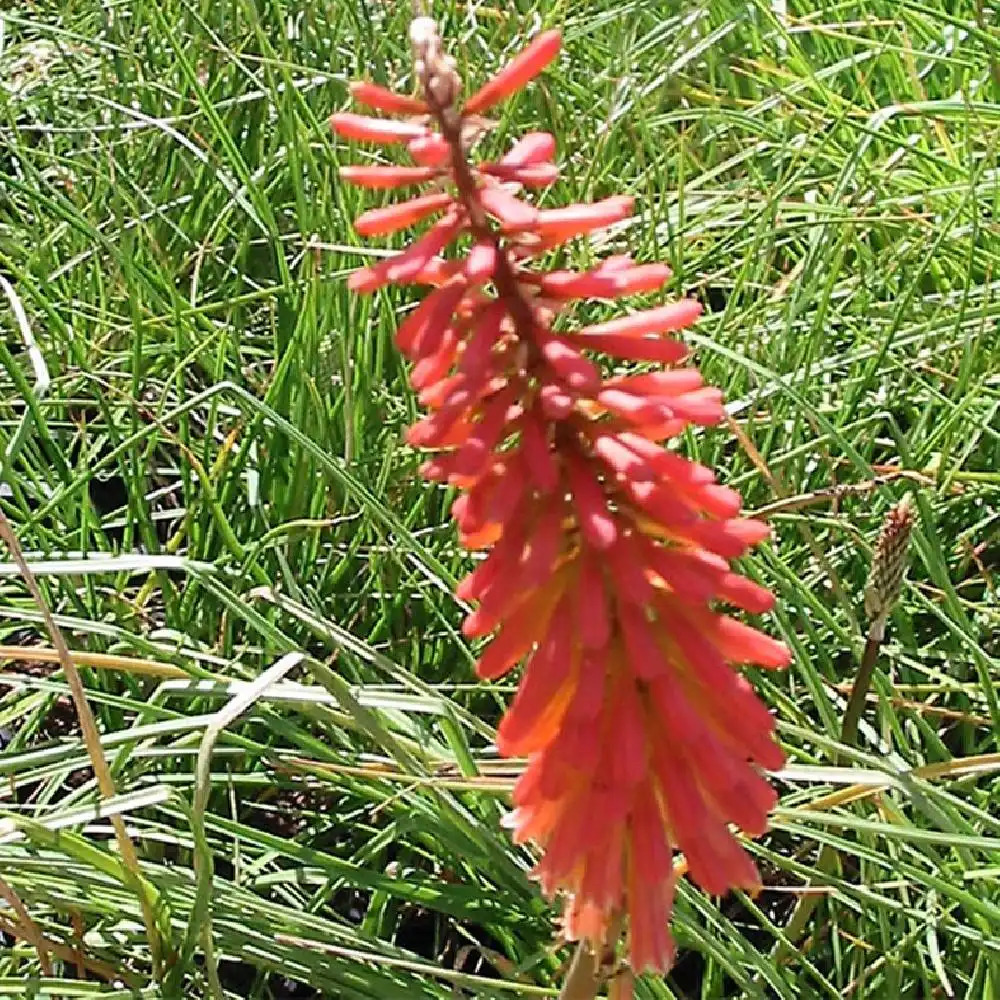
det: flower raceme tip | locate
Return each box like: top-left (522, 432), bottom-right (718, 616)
top-left (331, 21), bottom-right (790, 975)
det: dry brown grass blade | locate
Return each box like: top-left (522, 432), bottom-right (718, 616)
top-left (0, 508), bottom-right (164, 977)
top-left (0, 908), bottom-right (138, 985)
top-left (0, 875), bottom-right (53, 974)
top-left (831, 681), bottom-right (992, 729)
top-left (0, 645), bottom-right (188, 679)
top-left (727, 413), bottom-right (859, 631)
top-left (750, 470), bottom-right (935, 519)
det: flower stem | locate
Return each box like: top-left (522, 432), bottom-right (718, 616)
top-left (840, 633), bottom-right (882, 750)
top-left (557, 914), bottom-right (623, 1000)
top-left (775, 631), bottom-right (883, 959)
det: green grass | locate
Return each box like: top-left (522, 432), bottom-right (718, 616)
top-left (1, 0), bottom-right (999, 997)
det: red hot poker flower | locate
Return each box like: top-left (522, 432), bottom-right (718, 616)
top-left (331, 16), bottom-right (790, 974)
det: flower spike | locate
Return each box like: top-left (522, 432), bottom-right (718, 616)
top-left (330, 16), bottom-right (790, 975)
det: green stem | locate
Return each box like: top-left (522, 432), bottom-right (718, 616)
top-left (777, 624), bottom-right (884, 956)
top-left (840, 633), bottom-right (882, 751)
